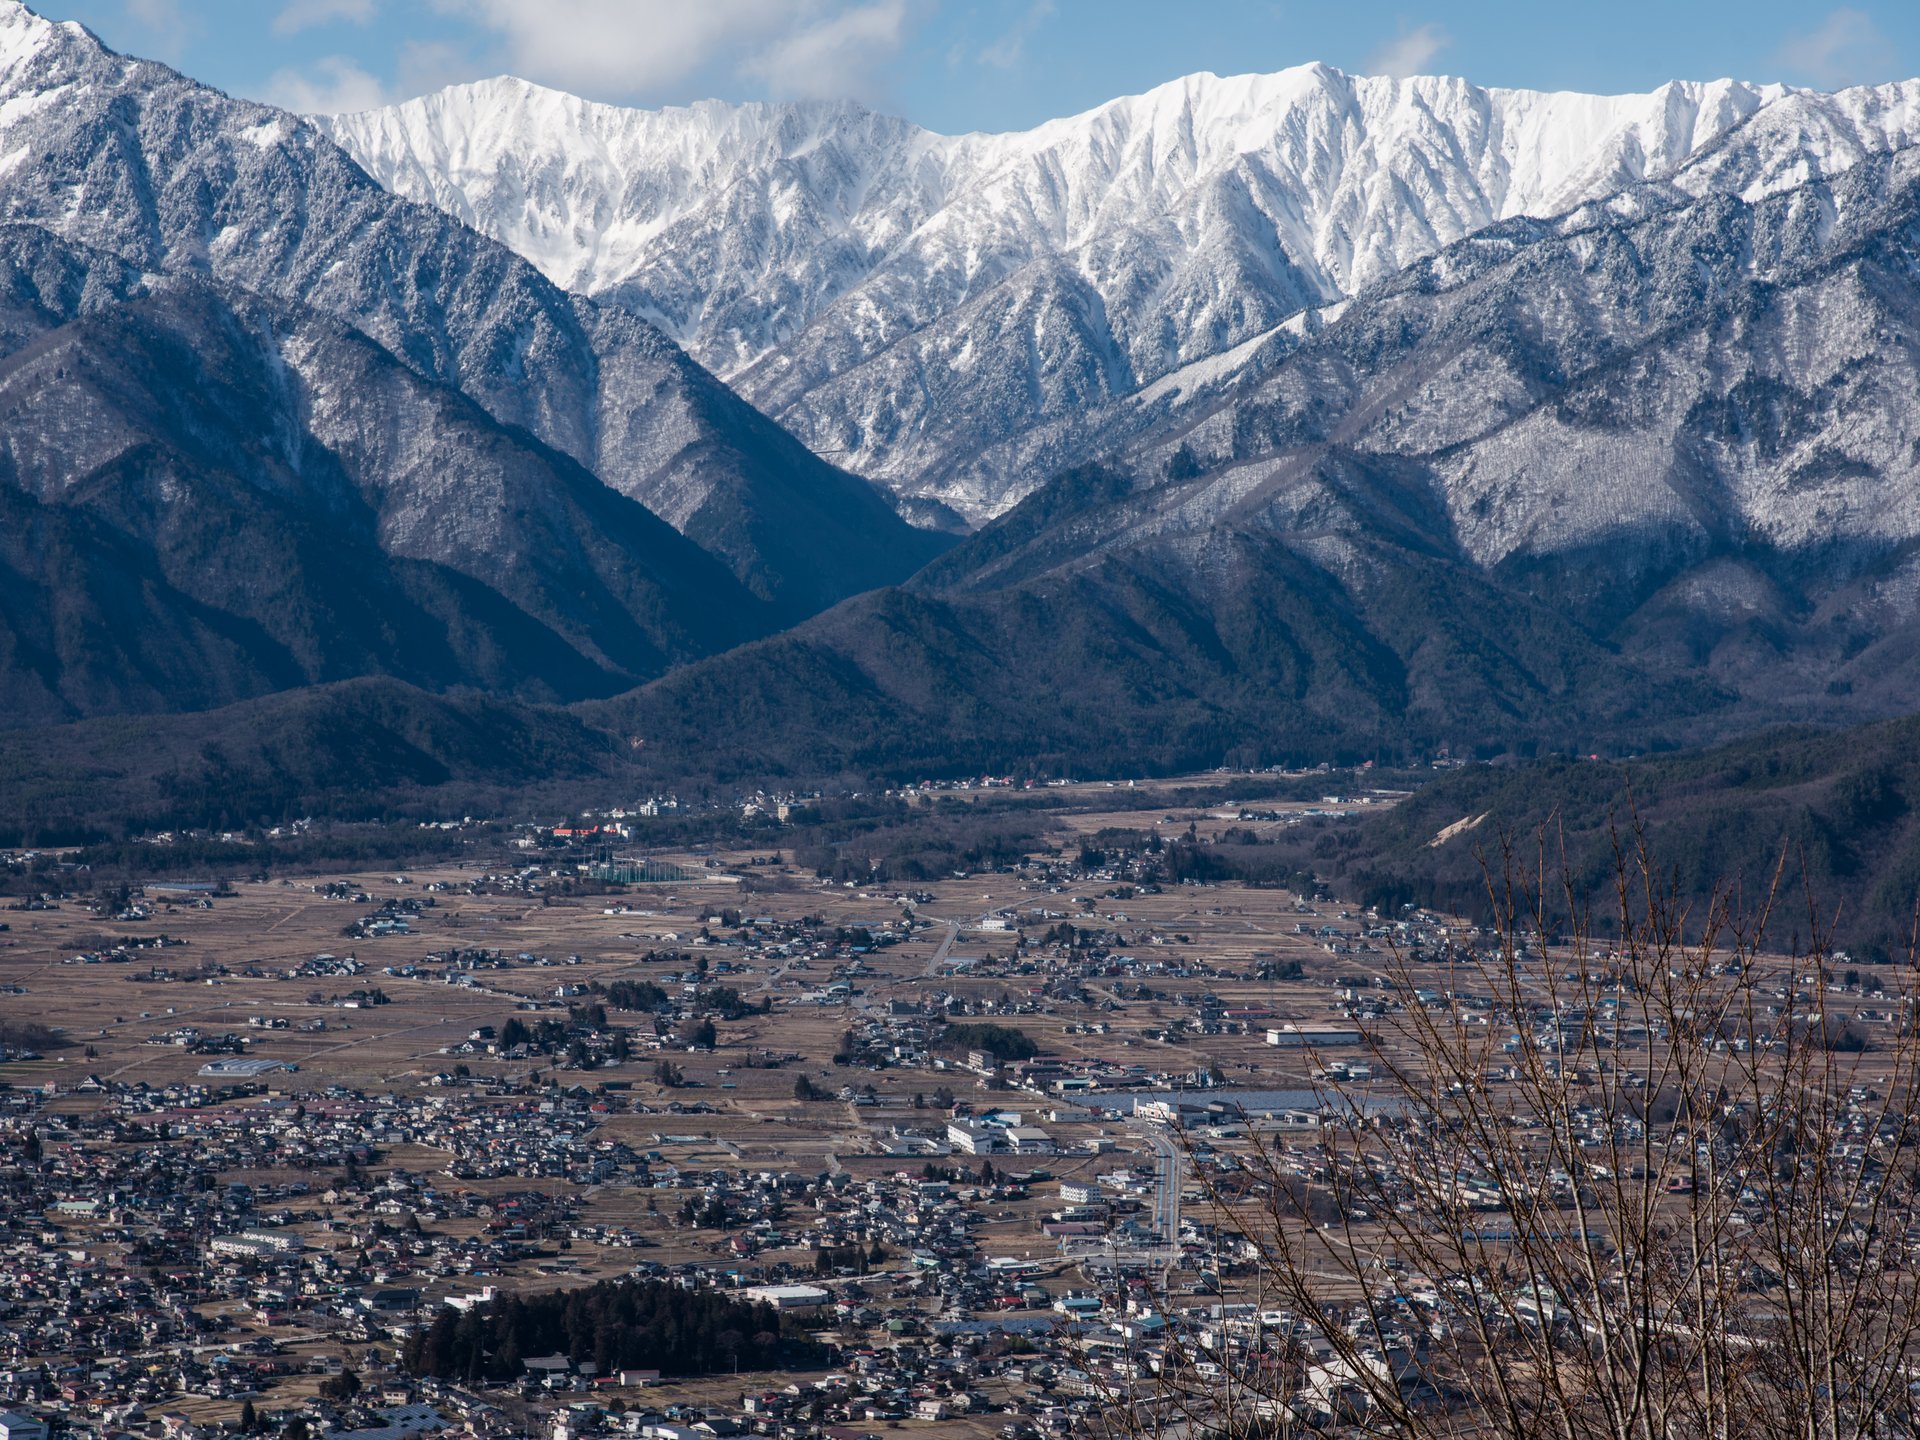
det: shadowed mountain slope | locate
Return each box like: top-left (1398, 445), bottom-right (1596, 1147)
top-left (0, 0), bottom-right (941, 726)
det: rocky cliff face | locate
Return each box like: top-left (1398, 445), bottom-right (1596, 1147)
top-left (1121, 146), bottom-right (1920, 696)
top-left (0, 1), bottom-right (955, 722)
top-left (9, 0), bottom-right (1920, 776)
top-left (0, 220), bottom-right (777, 723)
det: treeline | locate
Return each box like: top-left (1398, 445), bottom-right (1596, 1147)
top-left (1073, 824), bottom-right (1319, 894)
top-left (939, 1022), bottom-right (1038, 1061)
top-left (498, 1014), bottom-right (634, 1067)
top-left (498, 1017), bottom-right (575, 1052)
top-left (0, 1020), bottom-right (68, 1051)
top-left (0, 824), bottom-right (491, 895)
top-left (401, 1278), bottom-right (821, 1382)
top-left (783, 792), bottom-right (1061, 884)
top-left (0, 677), bottom-right (633, 846)
top-left (1152, 837), bottom-right (1316, 890)
top-left (775, 777), bottom-right (1405, 890)
top-left (602, 980), bottom-right (670, 1011)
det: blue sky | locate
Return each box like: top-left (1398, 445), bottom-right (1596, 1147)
top-left (30, 1), bottom-right (1920, 130)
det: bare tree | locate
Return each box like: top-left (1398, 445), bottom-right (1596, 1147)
top-left (1102, 826), bottom-right (1920, 1439)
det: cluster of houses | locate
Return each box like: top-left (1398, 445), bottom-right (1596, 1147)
top-left (26, 807), bottom-right (1848, 1439)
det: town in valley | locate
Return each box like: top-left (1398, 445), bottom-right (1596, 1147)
top-left (3, 773), bottom-right (1901, 1437)
top-left (0, 778), bottom-right (1472, 1438)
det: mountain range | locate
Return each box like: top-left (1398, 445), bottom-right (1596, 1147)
top-left (584, 140), bottom-right (1920, 783)
top-left (5, 0), bottom-right (1920, 811)
top-left (1276, 712), bottom-right (1920, 960)
top-left (0, 0), bottom-right (942, 724)
top-left (324, 69), bottom-right (1920, 524)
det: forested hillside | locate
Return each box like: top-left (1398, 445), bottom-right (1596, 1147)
top-left (1261, 720), bottom-right (1920, 958)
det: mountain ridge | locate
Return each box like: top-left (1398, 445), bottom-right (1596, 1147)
top-left (0, 0), bottom-right (947, 724)
top-left (322, 64), bottom-right (1920, 521)
top-left (0, 0), bottom-right (941, 623)
top-left (6, 0), bottom-right (1920, 802)
top-left (0, 220), bottom-right (776, 722)
top-left (580, 144), bottom-right (1920, 784)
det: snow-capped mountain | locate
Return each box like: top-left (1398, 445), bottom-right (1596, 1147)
top-left (0, 0), bottom-right (945, 722)
top-left (323, 67), bottom-right (1920, 521)
top-left (0, 0), bottom-right (942, 621)
top-left (605, 145), bottom-right (1920, 780)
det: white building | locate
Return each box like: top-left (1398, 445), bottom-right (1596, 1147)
top-left (199, 1057), bottom-right (288, 1077)
top-left (743, 1283), bottom-right (831, 1310)
top-left (1004, 1126), bottom-right (1056, 1155)
top-left (211, 1229), bottom-right (305, 1258)
top-left (1266, 1025), bottom-right (1364, 1047)
top-left (950, 1113), bottom-right (1052, 1155)
top-left (947, 1119), bottom-right (1006, 1155)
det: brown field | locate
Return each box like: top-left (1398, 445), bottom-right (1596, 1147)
top-left (0, 791), bottom-right (1385, 1108)
top-left (0, 782), bottom-right (1419, 1437)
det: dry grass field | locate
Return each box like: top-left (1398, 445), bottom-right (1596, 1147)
top-left (9, 778), bottom-right (1890, 1440)
top-left (0, 778), bottom-right (1438, 1438)
top-left (0, 783), bottom-right (1384, 1110)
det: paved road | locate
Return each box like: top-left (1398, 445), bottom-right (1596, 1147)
top-left (923, 921), bottom-right (962, 977)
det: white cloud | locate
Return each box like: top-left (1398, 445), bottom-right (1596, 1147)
top-left (123, 0), bottom-right (180, 26)
top-left (1366, 21), bottom-right (1450, 80)
top-left (978, 0), bottom-right (1053, 71)
top-left (273, 0), bottom-right (378, 37)
top-left (1775, 8), bottom-right (1895, 89)
top-left (432, 0), bottom-right (915, 102)
top-left (742, 1), bottom-right (910, 101)
top-left (264, 54), bottom-right (392, 114)
top-left (434, 0), bottom-right (783, 94)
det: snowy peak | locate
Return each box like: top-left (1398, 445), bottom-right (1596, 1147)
top-left (325, 65), bottom-right (1819, 309)
top-left (1670, 82), bottom-right (1920, 198)
top-left (0, 0), bottom-right (103, 113)
top-left (321, 63), bottom-right (1920, 520)
top-left (330, 76), bottom-right (926, 298)
top-left (0, 0), bottom-right (944, 717)
top-left (0, 0), bottom-right (59, 67)
top-left (999, 65), bottom-right (1769, 220)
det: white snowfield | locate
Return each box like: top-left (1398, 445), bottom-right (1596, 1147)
top-left (323, 64), bottom-right (1920, 521)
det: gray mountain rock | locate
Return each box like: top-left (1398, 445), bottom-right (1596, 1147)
top-left (0, 220), bottom-right (773, 722)
top-left (602, 150), bottom-right (1920, 778)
